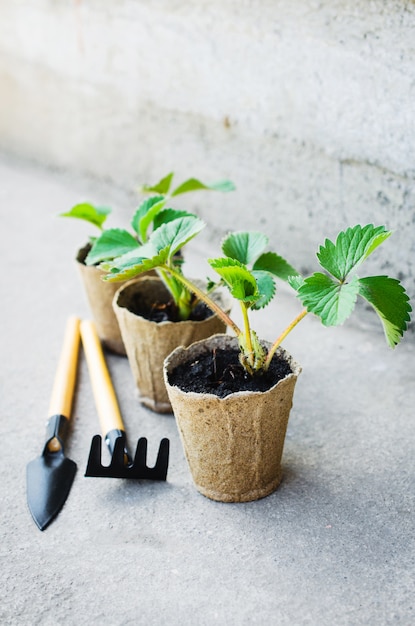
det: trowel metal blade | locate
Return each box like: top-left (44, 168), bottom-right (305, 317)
top-left (26, 452), bottom-right (77, 531)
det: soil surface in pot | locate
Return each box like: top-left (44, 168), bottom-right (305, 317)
top-left (125, 294), bottom-right (214, 323)
top-left (168, 347), bottom-right (293, 398)
top-left (77, 242), bottom-right (95, 266)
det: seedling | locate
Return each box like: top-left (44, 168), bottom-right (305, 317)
top-left (103, 213), bottom-right (207, 320)
top-left (103, 223), bottom-right (412, 376)
top-left (59, 173), bottom-right (234, 266)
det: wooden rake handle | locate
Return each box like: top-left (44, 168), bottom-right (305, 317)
top-left (48, 316), bottom-right (81, 419)
top-left (80, 320), bottom-right (125, 437)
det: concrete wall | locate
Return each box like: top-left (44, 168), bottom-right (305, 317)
top-left (1, 1), bottom-right (414, 309)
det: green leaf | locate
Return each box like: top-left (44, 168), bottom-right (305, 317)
top-left (317, 224), bottom-right (391, 281)
top-left (153, 208), bottom-right (197, 231)
top-left (140, 172), bottom-right (174, 195)
top-left (102, 239), bottom-right (157, 269)
top-left (222, 231), bottom-right (268, 265)
top-left (251, 271), bottom-right (276, 310)
top-left (203, 180), bottom-right (236, 193)
top-left (358, 276), bottom-right (412, 347)
top-left (288, 275), bottom-right (305, 291)
top-left (131, 196), bottom-right (166, 242)
top-left (297, 272), bottom-right (360, 326)
top-left (102, 236), bottom-right (164, 275)
top-left (208, 257), bottom-right (258, 303)
top-left (104, 248), bottom-right (170, 282)
top-left (206, 277), bottom-right (219, 292)
top-left (59, 203), bottom-right (111, 229)
top-left (85, 229), bottom-right (139, 265)
top-left (171, 178), bottom-right (235, 196)
top-left (253, 251), bottom-right (300, 282)
top-left (149, 215), bottom-right (205, 257)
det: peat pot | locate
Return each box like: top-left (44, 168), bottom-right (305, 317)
top-left (163, 334), bottom-right (302, 502)
top-left (76, 244), bottom-right (126, 355)
top-left (113, 276), bottom-right (230, 413)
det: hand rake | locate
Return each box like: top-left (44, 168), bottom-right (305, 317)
top-left (80, 320), bottom-right (169, 480)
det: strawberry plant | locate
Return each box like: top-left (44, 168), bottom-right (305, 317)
top-left (59, 172), bottom-right (235, 266)
top-left (103, 223), bottom-right (412, 375)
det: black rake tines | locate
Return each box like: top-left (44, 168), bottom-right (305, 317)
top-left (85, 433), bottom-right (170, 480)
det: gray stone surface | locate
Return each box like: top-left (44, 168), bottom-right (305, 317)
top-left (1, 155), bottom-right (414, 625)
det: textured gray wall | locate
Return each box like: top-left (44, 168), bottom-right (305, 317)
top-left (1, 1), bottom-right (414, 307)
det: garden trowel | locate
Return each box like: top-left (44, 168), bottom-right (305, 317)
top-left (26, 316), bottom-right (81, 530)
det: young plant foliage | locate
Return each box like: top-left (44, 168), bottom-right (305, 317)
top-left (104, 215), bottom-right (206, 320)
top-left (84, 229), bottom-right (140, 267)
top-left (316, 224), bottom-right (391, 281)
top-left (211, 231), bottom-right (299, 311)
top-left (296, 273), bottom-right (360, 326)
top-left (294, 224), bottom-right (411, 347)
top-left (140, 172), bottom-right (236, 197)
top-left (131, 196), bottom-right (166, 244)
top-left (61, 172), bottom-right (234, 267)
top-left (102, 221), bottom-right (411, 374)
top-left (59, 203), bottom-right (111, 230)
top-left (357, 276), bottom-right (411, 347)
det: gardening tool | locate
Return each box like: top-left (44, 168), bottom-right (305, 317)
top-left (26, 316), bottom-right (81, 530)
top-left (80, 320), bottom-right (169, 479)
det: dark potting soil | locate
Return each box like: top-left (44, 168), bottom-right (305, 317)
top-left (168, 347), bottom-right (293, 398)
top-left (127, 295), bottom-right (214, 323)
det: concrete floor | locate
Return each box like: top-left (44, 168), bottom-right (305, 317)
top-left (1, 153), bottom-right (414, 625)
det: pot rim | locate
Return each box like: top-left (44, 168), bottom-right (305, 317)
top-left (163, 333), bottom-right (302, 401)
top-left (113, 276), bottom-right (232, 328)
top-left (76, 243), bottom-right (108, 274)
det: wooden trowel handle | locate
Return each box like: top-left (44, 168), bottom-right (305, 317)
top-left (80, 320), bottom-right (125, 436)
top-left (48, 316), bottom-right (81, 418)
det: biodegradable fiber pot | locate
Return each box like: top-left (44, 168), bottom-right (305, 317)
top-left (113, 276), bottom-right (230, 414)
top-left (163, 334), bottom-right (302, 503)
top-left (76, 244), bottom-right (126, 355)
